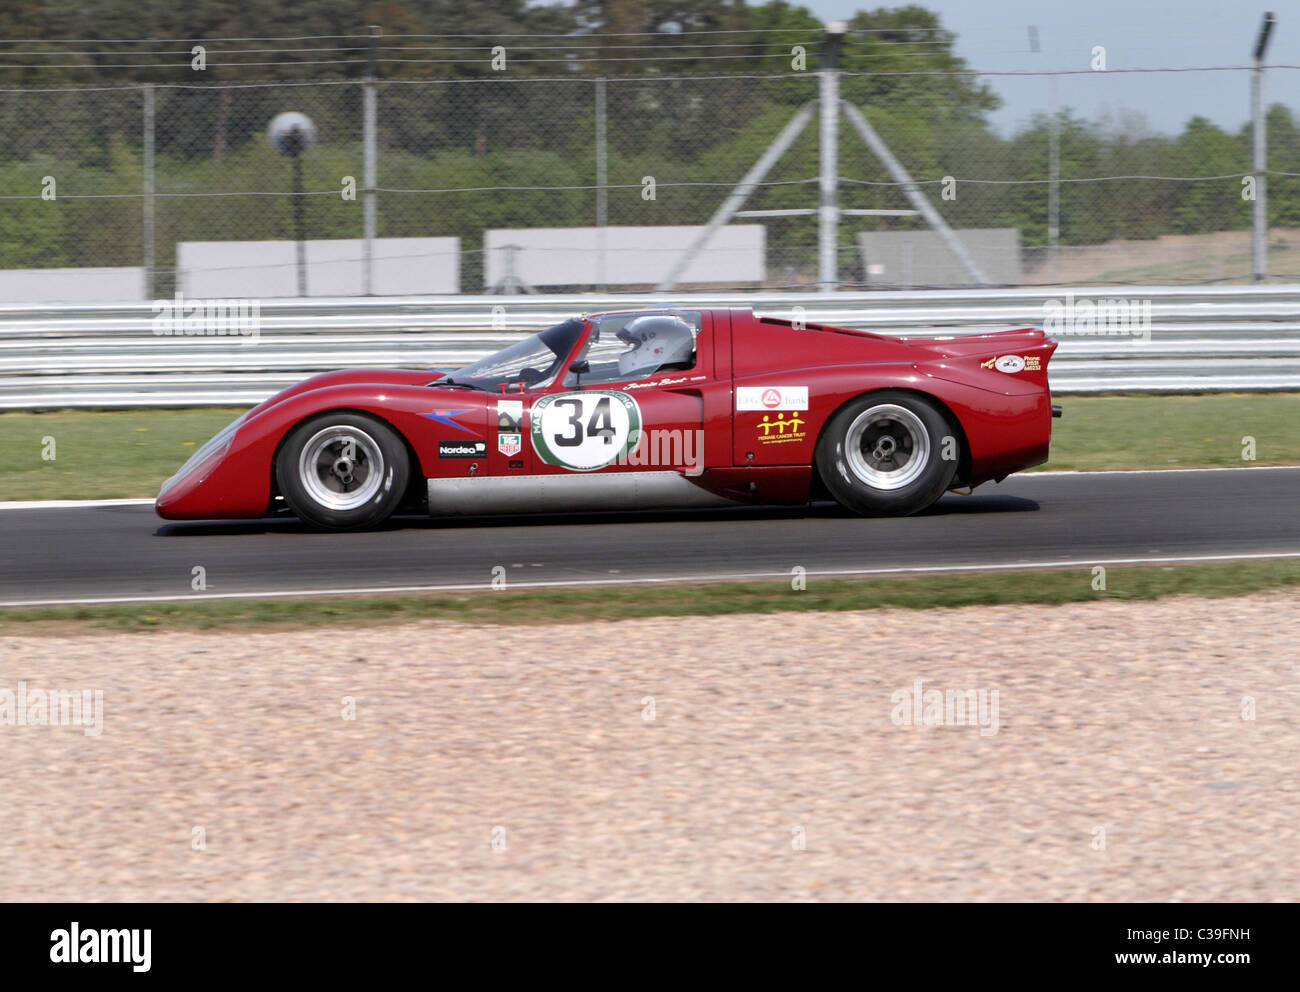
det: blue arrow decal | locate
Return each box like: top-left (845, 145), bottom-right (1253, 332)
top-left (421, 410), bottom-right (476, 434)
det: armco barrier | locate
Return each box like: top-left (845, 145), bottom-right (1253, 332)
top-left (1, 285), bottom-right (1298, 408)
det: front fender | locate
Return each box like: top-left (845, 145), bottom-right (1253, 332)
top-left (156, 381), bottom-right (462, 520)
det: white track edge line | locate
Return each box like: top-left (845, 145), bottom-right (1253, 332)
top-left (0, 497), bottom-right (154, 510)
top-left (0, 465), bottom-right (1296, 511)
top-left (3, 551), bottom-right (1298, 608)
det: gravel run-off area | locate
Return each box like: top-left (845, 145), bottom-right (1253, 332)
top-left (3, 591), bottom-right (1298, 901)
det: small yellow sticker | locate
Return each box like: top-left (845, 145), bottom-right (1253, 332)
top-left (757, 412), bottom-right (807, 445)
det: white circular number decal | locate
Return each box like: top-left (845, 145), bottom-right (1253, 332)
top-left (994, 355), bottom-right (1026, 374)
top-left (530, 391), bottom-right (642, 471)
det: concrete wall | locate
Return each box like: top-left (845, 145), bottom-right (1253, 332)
top-left (484, 226), bottom-right (766, 289)
top-left (178, 237), bottom-right (461, 297)
top-left (0, 267), bottom-right (146, 303)
top-left (856, 228), bottom-right (1022, 287)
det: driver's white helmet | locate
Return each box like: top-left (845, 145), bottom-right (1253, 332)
top-left (616, 314), bottom-right (695, 378)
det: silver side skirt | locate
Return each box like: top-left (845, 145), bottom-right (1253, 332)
top-left (426, 471), bottom-right (738, 516)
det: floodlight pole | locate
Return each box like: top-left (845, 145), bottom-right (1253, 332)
top-left (268, 112), bottom-right (316, 296)
top-left (291, 151), bottom-right (307, 297)
top-left (1251, 11), bottom-right (1276, 283)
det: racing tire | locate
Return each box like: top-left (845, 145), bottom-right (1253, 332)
top-left (276, 412), bottom-right (410, 530)
top-left (815, 391), bottom-right (959, 516)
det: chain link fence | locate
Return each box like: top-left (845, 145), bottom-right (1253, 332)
top-left (0, 66), bottom-right (1298, 295)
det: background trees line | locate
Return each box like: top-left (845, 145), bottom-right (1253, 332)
top-left (0, 1), bottom-right (1294, 280)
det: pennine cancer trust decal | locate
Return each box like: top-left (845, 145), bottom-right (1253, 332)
top-left (530, 390), bottom-right (642, 471)
top-left (736, 386), bottom-right (808, 411)
top-left (757, 412), bottom-right (807, 445)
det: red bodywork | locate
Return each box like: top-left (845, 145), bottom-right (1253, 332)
top-left (156, 308), bottom-right (1058, 520)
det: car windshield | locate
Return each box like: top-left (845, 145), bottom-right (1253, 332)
top-left (442, 318), bottom-right (585, 392)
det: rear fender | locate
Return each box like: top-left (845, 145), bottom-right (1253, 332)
top-left (908, 328), bottom-right (1058, 396)
top-left (793, 365), bottom-right (1052, 489)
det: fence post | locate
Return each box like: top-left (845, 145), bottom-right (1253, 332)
top-left (1030, 29), bottom-right (1061, 285)
top-left (595, 76), bottom-right (608, 291)
top-left (142, 83), bottom-right (155, 299)
top-left (818, 22), bottom-right (845, 293)
top-left (1251, 12), bottom-right (1276, 284)
top-left (363, 25), bottom-right (380, 296)
top-left (1048, 76), bottom-right (1060, 285)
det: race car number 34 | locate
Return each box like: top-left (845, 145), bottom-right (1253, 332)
top-left (531, 390), bottom-right (643, 471)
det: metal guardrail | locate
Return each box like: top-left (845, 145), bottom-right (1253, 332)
top-left (2, 285), bottom-right (1299, 408)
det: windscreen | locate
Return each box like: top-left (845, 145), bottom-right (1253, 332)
top-left (443, 318), bottom-right (586, 392)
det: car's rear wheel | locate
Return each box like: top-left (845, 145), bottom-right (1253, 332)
top-left (276, 412), bottom-right (409, 530)
top-left (815, 391), bottom-right (958, 516)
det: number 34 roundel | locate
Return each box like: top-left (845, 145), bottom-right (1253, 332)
top-left (530, 390), bottom-right (643, 471)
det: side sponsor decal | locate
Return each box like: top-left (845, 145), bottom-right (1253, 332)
top-left (757, 412), bottom-right (807, 445)
top-left (530, 390), bottom-right (642, 471)
top-left (438, 440), bottom-right (487, 459)
top-left (496, 399), bottom-right (524, 458)
top-left (986, 355), bottom-right (1041, 374)
top-left (623, 374), bottom-right (707, 391)
top-left (496, 400), bottom-right (523, 432)
top-left (736, 386), bottom-right (808, 411)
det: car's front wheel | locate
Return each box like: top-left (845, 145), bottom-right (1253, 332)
top-left (276, 412), bottom-right (409, 530)
top-left (815, 391), bottom-right (958, 516)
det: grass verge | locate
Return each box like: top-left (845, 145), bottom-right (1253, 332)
top-left (0, 406), bottom-right (242, 501)
top-left (1, 393), bottom-right (1297, 501)
top-left (1032, 391), bottom-right (1300, 472)
top-left (3, 559), bottom-right (1297, 634)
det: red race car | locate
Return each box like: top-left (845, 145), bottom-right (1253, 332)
top-left (156, 308), bottom-right (1060, 530)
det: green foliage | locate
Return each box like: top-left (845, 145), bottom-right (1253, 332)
top-left (1169, 117), bottom-right (1249, 234)
top-left (0, 1), bottom-right (1295, 277)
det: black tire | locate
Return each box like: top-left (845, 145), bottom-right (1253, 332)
top-left (276, 412), bottom-right (410, 530)
top-left (815, 391), bottom-right (959, 516)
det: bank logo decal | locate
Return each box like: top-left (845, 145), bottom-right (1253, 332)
top-left (736, 386), bottom-right (808, 411)
top-left (530, 390), bottom-right (642, 471)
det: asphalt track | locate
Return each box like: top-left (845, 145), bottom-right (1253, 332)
top-left (0, 467), bottom-right (1297, 606)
